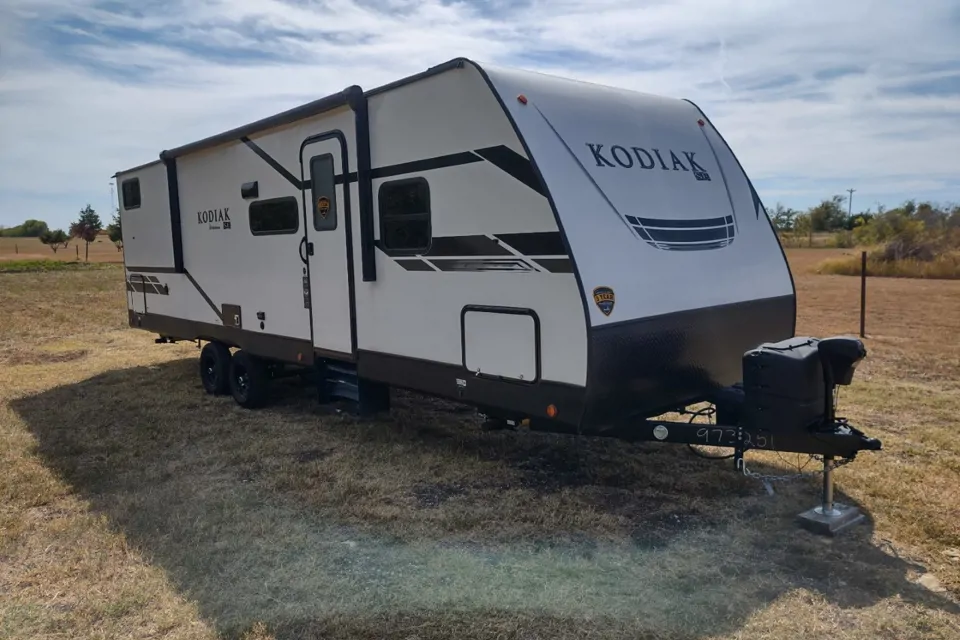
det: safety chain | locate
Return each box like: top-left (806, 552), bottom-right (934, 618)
top-left (738, 454), bottom-right (855, 484)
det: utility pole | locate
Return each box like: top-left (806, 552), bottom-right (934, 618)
top-left (847, 188), bottom-right (856, 218)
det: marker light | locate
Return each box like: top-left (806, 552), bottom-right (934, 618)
top-left (697, 119), bottom-right (705, 127)
top-left (517, 94), bottom-right (528, 105)
top-left (546, 404), bottom-right (558, 418)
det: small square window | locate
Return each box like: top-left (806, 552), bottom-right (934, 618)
top-left (378, 178), bottom-right (430, 254)
top-left (249, 197), bottom-right (300, 235)
top-left (121, 179), bottom-right (141, 210)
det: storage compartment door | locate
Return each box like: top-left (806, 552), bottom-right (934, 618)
top-left (462, 307), bottom-right (539, 382)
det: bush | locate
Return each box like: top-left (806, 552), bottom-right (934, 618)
top-left (817, 252), bottom-right (960, 279)
top-left (831, 231), bottom-right (855, 248)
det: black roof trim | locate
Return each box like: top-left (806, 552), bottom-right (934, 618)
top-left (364, 58), bottom-right (470, 98)
top-left (159, 86), bottom-right (358, 161)
top-left (113, 159), bottom-right (163, 178)
top-left (155, 58), bottom-right (476, 163)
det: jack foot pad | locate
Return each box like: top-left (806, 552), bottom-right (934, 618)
top-left (797, 502), bottom-right (865, 536)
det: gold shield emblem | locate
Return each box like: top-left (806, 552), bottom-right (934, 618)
top-left (317, 196), bottom-right (331, 219)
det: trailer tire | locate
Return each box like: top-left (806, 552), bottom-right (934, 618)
top-left (199, 342), bottom-right (231, 395)
top-left (229, 350), bottom-right (269, 409)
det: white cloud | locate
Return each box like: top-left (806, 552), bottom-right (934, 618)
top-left (1, 0), bottom-right (959, 227)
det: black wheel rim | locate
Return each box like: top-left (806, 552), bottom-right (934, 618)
top-left (202, 354), bottom-right (218, 386)
top-left (235, 366), bottom-right (249, 399)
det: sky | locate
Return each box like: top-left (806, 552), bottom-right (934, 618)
top-left (1, 0), bottom-right (959, 230)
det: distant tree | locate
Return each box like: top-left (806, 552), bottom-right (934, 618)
top-left (808, 195), bottom-right (848, 232)
top-left (39, 229), bottom-right (70, 253)
top-left (107, 211), bottom-right (123, 251)
top-left (770, 203), bottom-right (799, 232)
top-left (915, 202), bottom-right (947, 230)
top-left (69, 205), bottom-right (103, 262)
top-left (0, 219), bottom-right (49, 237)
top-left (794, 212), bottom-right (813, 247)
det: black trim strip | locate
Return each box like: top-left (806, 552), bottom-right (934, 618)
top-left (126, 281), bottom-right (169, 295)
top-left (163, 158), bottom-right (184, 273)
top-left (183, 270), bottom-right (223, 322)
top-left (349, 88), bottom-right (377, 283)
top-left (125, 265), bottom-right (179, 274)
top-left (423, 235), bottom-right (511, 257)
top-left (533, 258), bottom-right (573, 273)
top-left (356, 349), bottom-right (585, 427)
top-left (629, 215), bottom-right (732, 229)
top-left (130, 311), bottom-right (314, 364)
top-left (396, 259), bottom-right (436, 271)
top-left (461, 305), bottom-right (541, 383)
top-left (495, 231), bottom-right (566, 257)
top-left (371, 152), bottom-right (483, 180)
top-left (431, 258), bottom-right (534, 272)
top-left (643, 225), bottom-right (732, 244)
top-left (242, 137), bottom-right (303, 189)
top-left (473, 146), bottom-right (545, 195)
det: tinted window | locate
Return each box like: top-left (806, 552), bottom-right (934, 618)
top-left (379, 178), bottom-right (430, 253)
top-left (121, 179), bottom-right (141, 210)
top-left (310, 154), bottom-right (337, 231)
top-left (249, 197), bottom-right (299, 235)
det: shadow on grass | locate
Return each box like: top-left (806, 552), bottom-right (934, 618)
top-left (13, 358), bottom-right (960, 639)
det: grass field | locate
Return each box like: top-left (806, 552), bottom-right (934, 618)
top-left (0, 236), bottom-right (124, 263)
top-left (1, 251), bottom-right (959, 639)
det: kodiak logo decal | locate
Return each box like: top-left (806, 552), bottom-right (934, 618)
top-left (586, 144), bottom-right (711, 182)
top-left (593, 286), bottom-right (616, 317)
top-left (197, 208), bottom-right (231, 230)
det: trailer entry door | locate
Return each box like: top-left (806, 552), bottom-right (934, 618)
top-left (301, 133), bottom-right (355, 359)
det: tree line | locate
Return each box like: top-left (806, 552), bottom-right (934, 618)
top-left (771, 196), bottom-right (960, 261)
top-left (0, 207), bottom-right (122, 261)
top-left (770, 196), bottom-right (960, 235)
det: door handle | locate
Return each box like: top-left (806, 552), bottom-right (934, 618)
top-left (298, 236), bottom-right (308, 264)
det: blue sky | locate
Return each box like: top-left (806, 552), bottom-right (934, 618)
top-left (2, 0), bottom-right (960, 229)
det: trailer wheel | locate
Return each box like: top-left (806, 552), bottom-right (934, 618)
top-left (199, 342), bottom-right (231, 395)
top-left (229, 350), bottom-right (269, 409)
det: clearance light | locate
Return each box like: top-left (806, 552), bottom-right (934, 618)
top-left (517, 94), bottom-right (528, 105)
top-left (697, 119), bottom-right (705, 127)
top-left (546, 404), bottom-right (558, 418)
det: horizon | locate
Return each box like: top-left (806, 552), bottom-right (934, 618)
top-left (2, 0), bottom-right (959, 229)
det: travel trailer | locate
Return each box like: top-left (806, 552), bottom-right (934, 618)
top-left (116, 58), bottom-right (880, 526)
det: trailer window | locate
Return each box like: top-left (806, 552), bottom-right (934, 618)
top-left (121, 179), bottom-right (141, 210)
top-left (310, 154), bottom-right (337, 231)
top-left (378, 178), bottom-right (430, 253)
top-left (249, 197), bottom-right (299, 235)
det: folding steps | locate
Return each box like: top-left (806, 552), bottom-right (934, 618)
top-left (316, 360), bottom-right (390, 416)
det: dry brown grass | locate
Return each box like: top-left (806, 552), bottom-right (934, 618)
top-left (817, 252), bottom-right (960, 279)
top-left (1, 252), bottom-right (959, 639)
top-left (0, 236), bottom-right (124, 263)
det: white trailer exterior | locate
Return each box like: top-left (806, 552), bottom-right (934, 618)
top-left (116, 58), bottom-right (796, 432)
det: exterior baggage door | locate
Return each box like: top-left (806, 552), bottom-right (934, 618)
top-left (300, 132), bottom-right (355, 360)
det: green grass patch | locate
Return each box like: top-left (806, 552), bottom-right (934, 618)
top-left (817, 253), bottom-right (960, 279)
top-left (0, 260), bottom-right (119, 274)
